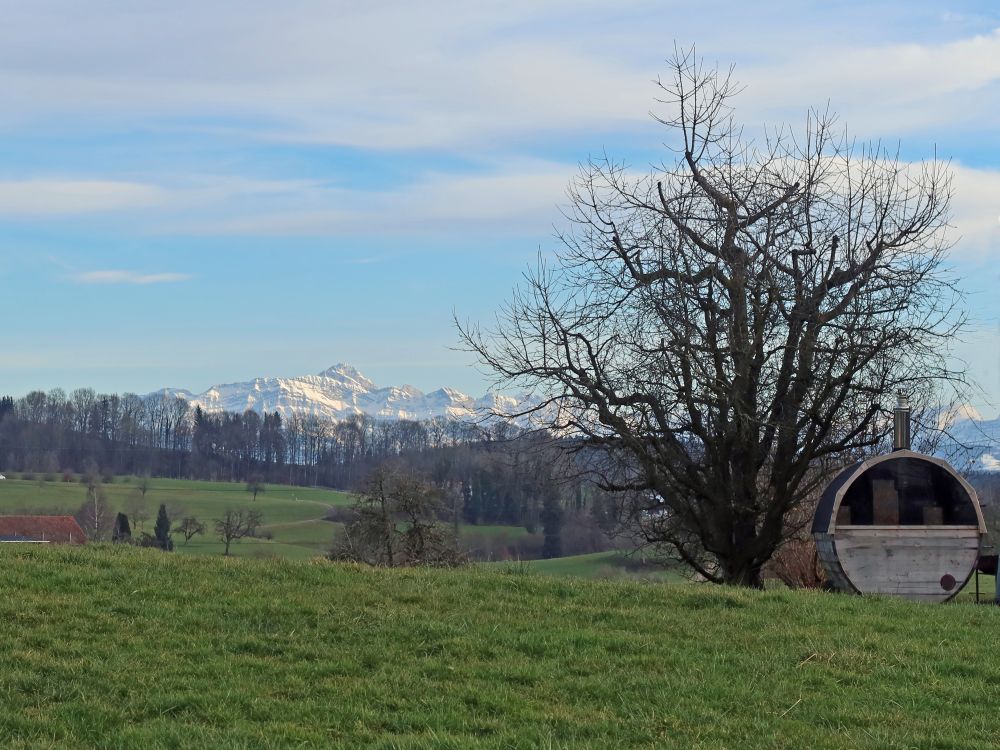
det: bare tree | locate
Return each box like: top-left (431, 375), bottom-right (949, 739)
top-left (332, 464), bottom-right (464, 567)
top-left (75, 483), bottom-right (113, 541)
top-left (246, 475), bottom-right (265, 502)
top-left (137, 473), bottom-right (152, 501)
top-left (213, 509), bottom-right (262, 556)
top-left (460, 50), bottom-right (966, 587)
top-left (174, 516), bottom-right (206, 545)
top-left (124, 492), bottom-right (151, 533)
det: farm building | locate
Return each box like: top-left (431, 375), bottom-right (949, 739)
top-left (0, 516), bottom-right (88, 544)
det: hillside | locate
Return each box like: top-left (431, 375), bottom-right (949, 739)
top-left (0, 476), bottom-right (572, 562)
top-left (0, 476), bottom-right (351, 559)
top-left (2, 546), bottom-right (999, 749)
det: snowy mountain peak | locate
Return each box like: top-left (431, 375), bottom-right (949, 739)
top-left (151, 364), bottom-right (537, 425)
top-left (317, 363), bottom-right (377, 392)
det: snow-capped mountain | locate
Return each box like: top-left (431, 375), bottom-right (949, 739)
top-left (152, 364), bottom-right (532, 423)
top-left (152, 369), bottom-right (1000, 470)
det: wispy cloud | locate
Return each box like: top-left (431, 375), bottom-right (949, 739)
top-left (739, 27), bottom-right (1000, 135)
top-left (156, 160), bottom-right (573, 236)
top-left (1, 3), bottom-right (998, 150)
top-left (71, 270), bottom-right (191, 285)
top-left (0, 179), bottom-right (164, 216)
top-left (949, 163), bottom-right (1000, 259)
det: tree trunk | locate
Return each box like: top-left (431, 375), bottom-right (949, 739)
top-left (722, 562), bottom-right (764, 588)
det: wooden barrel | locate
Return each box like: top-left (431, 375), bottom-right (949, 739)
top-left (812, 450), bottom-right (985, 603)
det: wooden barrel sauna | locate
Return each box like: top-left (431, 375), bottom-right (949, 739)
top-left (812, 449), bottom-right (986, 602)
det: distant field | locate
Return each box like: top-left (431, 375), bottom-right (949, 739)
top-left (0, 477), bottom-right (559, 562)
top-left (0, 476), bottom-right (350, 558)
top-left (956, 572), bottom-right (997, 603)
top-left (2, 545), bottom-right (1000, 749)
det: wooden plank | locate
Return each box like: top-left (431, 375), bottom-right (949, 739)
top-left (837, 539), bottom-right (981, 551)
top-left (836, 537), bottom-right (979, 553)
top-left (833, 532), bottom-right (979, 602)
top-left (835, 525), bottom-right (979, 536)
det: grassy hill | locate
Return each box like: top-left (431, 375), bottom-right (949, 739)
top-left (2, 545), bottom-right (999, 748)
top-left (0, 476), bottom-right (352, 558)
top-left (501, 550), bottom-right (689, 583)
top-left (0, 476), bottom-right (573, 563)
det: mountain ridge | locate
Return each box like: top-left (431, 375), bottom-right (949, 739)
top-left (151, 363), bottom-right (528, 423)
top-left (151, 365), bottom-right (1000, 472)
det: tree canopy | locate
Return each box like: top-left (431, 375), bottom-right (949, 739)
top-left (461, 50), bottom-right (966, 587)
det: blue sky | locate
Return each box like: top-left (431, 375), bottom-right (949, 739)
top-left (1, 0), bottom-right (1000, 413)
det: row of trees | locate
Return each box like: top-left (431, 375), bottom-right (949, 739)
top-left (0, 389), bottom-right (606, 551)
top-left (74, 489), bottom-right (260, 556)
top-left (0, 391), bottom-right (501, 487)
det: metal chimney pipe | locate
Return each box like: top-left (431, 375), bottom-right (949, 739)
top-left (893, 392), bottom-right (911, 451)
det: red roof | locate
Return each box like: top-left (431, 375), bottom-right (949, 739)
top-left (0, 516), bottom-right (88, 544)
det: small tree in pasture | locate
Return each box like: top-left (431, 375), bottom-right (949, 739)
top-left (124, 492), bottom-right (150, 533)
top-left (214, 509), bottom-right (263, 556)
top-left (137, 473), bottom-right (152, 500)
top-left (175, 516), bottom-right (206, 545)
top-left (75, 485), bottom-right (112, 541)
top-left (246, 475), bottom-right (266, 502)
top-left (154, 504), bottom-right (173, 551)
top-left (332, 464), bottom-right (465, 567)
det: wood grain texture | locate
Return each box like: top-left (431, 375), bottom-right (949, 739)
top-left (833, 527), bottom-right (980, 603)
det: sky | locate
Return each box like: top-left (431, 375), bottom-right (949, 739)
top-left (1, 0), bottom-right (1000, 413)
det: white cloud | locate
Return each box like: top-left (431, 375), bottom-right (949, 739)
top-left (983, 453), bottom-right (1000, 471)
top-left (0, 3), bottom-right (996, 151)
top-left (158, 161), bottom-right (573, 236)
top-left (71, 270), bottom-right (191, 285)
top-left (0, 2), bottom-right (658, 150)
top-left (0, 3), bottom-right (997, 253)
top-left (0, 179), bottom-right (164, 216)
top-left (948, 163), bottom-right (1000, 259)
top-left (13, 157), bottom-right (991, 257)
top-left (737, 28), bottom-right (1000, 136)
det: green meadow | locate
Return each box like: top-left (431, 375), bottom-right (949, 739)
top-left (504, 550), bottom-right (689, 583)
top-left (0, 477), bottom-right (565, 563)
top-left (0, 476), bottom-right (350, 558)
top-left (1, 545), bottom-right (999, 749)
top-left (1, 475), bottom-right (992, 596)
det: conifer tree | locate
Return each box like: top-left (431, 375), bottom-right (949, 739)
top-left (112, 512), bottom-right (132, 543)
top-left (154, 503), bottom-right (173, 551)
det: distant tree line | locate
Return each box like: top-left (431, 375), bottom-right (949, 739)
top-left (0, 389), bottom-right (477, 483)
top-left (0, 390), bottom-right (616, 557)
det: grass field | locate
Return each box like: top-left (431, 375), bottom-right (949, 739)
top-left (0, 476), bottom-right (350, 559)
top-left (0, 477), bottom-right (564, 562)
top-left (507, 550), bottom-right (689, 583)
top-left (1, 545), bottom-right (999, 749)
